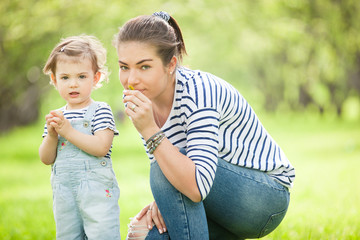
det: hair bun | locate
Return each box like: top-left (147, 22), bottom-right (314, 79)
top-left (152, 11), bottom-right (170, 22)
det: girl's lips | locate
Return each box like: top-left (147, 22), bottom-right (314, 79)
top-left (69, 92), bottom-right (79, 97)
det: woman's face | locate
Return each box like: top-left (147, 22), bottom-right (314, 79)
top-left (116, 41), bottom-right (175, 101)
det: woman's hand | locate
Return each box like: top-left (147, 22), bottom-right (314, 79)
top-left (123, 90), bottom-right (160, 139)
top-left (136, 201), bottom-right (167, 234)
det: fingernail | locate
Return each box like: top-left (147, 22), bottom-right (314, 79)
top-left (163, 228), bottom-right (167, 232)
top-left (159, 228), bottom-right (163, 234)
top-left (148, 225), bottom-right (152, 229)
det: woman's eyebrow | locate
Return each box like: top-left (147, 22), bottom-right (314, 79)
top-left (118, 59), bottom-right (153, 65)
top-left (136, 59), bottom-right (153, 65)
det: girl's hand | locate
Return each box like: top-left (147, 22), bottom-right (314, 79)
top-left (45, 112), bottom-right (58, 138)
top-left (123, 90), bottom-right (159, 138)
top-left (136, 201), bottom-right (167, 234)
top-left (49, 110), bottom-right (71, 138)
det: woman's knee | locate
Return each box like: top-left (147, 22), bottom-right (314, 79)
top-left (149, 161), bottom-right (174, 194)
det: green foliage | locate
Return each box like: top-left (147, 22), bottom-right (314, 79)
top-left (1, 0), bottom-right (360, 133)
top-left (1, 114), bottom-right (360, 239)
top-left (2, 2), bottom-right (360, 238)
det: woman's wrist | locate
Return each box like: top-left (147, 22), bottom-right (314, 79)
top-left (146, 130), bottom-right (165, 154)
top-left (141, 126), bottom-right (162, 142)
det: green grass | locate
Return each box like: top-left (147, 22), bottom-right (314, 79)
top-left (0, 113), bottom-right (359, 239)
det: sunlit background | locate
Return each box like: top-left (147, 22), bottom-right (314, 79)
top-left (1, 0), bottom-right (359, 239)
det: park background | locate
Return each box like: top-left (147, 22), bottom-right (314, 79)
top-left (1, 0), bottom-right (359, 239)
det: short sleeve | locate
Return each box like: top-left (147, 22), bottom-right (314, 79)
top-left (92, 102), bottom-right (119, 136)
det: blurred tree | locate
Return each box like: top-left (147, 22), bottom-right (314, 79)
top-left (246, 0), bottom-right (360, 115)
top-left (0, 0), bottom-right (129, 132)
top-left (1, 0), bottom-right (359, 133)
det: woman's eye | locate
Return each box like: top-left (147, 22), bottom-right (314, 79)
top-left (120, 66), bottom-right (128, 71)
top-left (141, 65), bottom-right (150, 70)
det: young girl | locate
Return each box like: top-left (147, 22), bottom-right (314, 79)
top-left (39, 35), bottom-right (120, 240)
top-left (115, 12), bottom-right (294, 239)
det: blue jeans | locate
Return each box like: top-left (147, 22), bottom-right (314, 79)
top-left (146, 150), bottom-right (290, 239)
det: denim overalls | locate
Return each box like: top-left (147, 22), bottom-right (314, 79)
top-left (51, 102), bottom-right (120, 240)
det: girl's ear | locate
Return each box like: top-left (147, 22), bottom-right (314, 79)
top-left (94, 72), bottom-right (101, 86)
top-left (51, 74), bottom-right (57, 86)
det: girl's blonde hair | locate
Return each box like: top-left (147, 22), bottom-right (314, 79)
top-left (43, 35), bottom-right (109, 88)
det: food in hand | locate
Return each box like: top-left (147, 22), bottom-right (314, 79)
top-left (128, 85), bottom-right (134, 90)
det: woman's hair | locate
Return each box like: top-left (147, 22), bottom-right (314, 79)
top-left (43, 35), bottom-right (109, 88)
top-left (114, 11), bottom-right (187, 66)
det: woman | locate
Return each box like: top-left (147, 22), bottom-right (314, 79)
top-left (114, 11), bottom-right (295, 240)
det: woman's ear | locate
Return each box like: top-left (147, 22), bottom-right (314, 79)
top-left (168, 56), bottom-right (177, 74)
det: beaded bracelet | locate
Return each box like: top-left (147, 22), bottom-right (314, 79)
top-left (146, 130), bottom-right (166, 154)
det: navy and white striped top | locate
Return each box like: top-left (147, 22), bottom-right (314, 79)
top-left (42, 101), bottom-right (118, 159)
top-left (143, 67), bottom-right (295, 200)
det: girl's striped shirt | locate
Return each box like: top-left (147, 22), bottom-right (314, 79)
top-left (143, 67), bottom-right (295, 200)
top-left (42, 101), bottom-right (118, 159)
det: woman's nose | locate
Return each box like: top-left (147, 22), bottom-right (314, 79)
top-left (127, 69), bottom-right (138, 86)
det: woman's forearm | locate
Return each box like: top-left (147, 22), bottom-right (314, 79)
top-left (152, 138), bottom-right (202, 202)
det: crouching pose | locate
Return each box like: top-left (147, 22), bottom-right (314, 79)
top-left (115, 11), bottom-right (295, 240)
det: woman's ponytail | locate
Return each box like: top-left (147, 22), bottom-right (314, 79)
top-left (168, 16), bottom-right (187, 62)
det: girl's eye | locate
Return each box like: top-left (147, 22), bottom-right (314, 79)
top-left (141, 65), bottom-right (150, 70)
top-left (120, 66), bottom-right (128, 71)
top-left (61, 76), bottom-right (68, 80)
top-left (79, 75), bottom-right (86, 79)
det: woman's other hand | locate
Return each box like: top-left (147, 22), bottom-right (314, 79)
top-left (136, 201), bottom-right (167, 234)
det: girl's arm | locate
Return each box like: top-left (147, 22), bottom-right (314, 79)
top-left (39, 134), bottom-right (58, 165)
top-left (50, 110), bottom-right (114, 157)
top-left (39, 113), bottom-right (59, 165)
top-left (62, 127), bottom-right (114, 157)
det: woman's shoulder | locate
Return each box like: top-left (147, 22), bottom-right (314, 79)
top-left (177, 67), bottom-right (233, 95)
top-left (177, 67), bottom-right (227, 86)
top-left (177, 67), bottom-right (208, 80)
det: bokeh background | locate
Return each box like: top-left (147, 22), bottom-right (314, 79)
top-left (1, 0), bottom-right (359, 239)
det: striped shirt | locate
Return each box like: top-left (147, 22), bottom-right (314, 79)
top-left (42, 101), bottom-right (118, 159)
top-left (143, 67), bottom-right (295, 200)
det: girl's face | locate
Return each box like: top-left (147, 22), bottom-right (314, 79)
top-left (52, 56), bottom-right (100, 110)
top-left (116, 41), bottom-right (176, 101)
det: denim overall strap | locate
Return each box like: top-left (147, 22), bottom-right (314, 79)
top-left (81, 101), bottom-right (113, 169)
top-left (83, 101), bottom-right (99, 133)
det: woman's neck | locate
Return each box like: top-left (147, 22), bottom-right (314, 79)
top-left (152, 76), bottom-right (175, 128)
